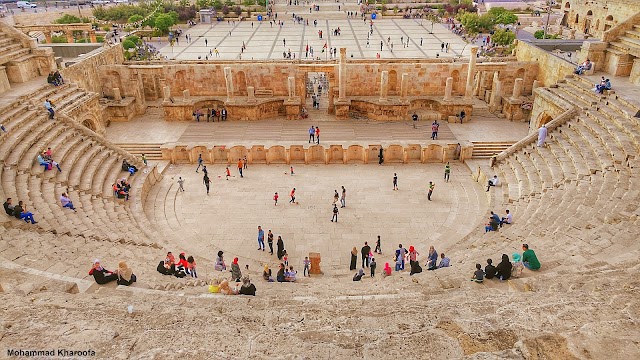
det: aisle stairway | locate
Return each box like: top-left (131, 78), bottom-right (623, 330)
top-left (115, 143), bottom-right (164, 160)
top-left (471, 141), bottom-right (515, 158)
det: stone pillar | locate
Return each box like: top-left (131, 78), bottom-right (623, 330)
top-left (247, 86), bottom-right (256, 103)
top-left (288, 76), bottom-right (295, 100)
top-left (568, 29), bottom-right (576, 39)
top-left (489, 75), bottom-right (502, 112)
top-left (183, 89), bottom-right (190, 99)
top-left (338, 48), bottom-right (346, 100)
top-left (162, 86), bottom-right (170, 101)
top-left (630, 59), bottom-right (640, 86)
top-left (443, 77), bottom-right (453, 101)
top-left (113, 88), bottom-right (122, 101)
top-left (478, 71), bottom-right (488, 100)
top-left (511, 78), bottom-right (523, 99)
top-left (44, 31), bottom-right (52, 44)
top-left (532, 80), bottom-right (542, 91)
top-left (465, 47), bottom-right (478, 99)
top-left (309, 252), bottom-right (322, 275)
top-left (224, 67), bottom-right (234, 101)
top-left (379, 71), bottom-right (389, 102)
top-left (400, 73), bottom-right (409, 99)
top-left (89, 30), bottom-right (97, 43)
top-left (65, 30), bottom-right (74, 43)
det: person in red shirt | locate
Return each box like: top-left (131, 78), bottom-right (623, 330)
top-left (237, 159), bottom-right (243, 178)
top-left (273, 192), bottom-right (278, 206)
top-left (225, 166), bottom-right (231, 180)
top-left (314, 126), bottom-right (320, 144)
top-left (289, 188), bottom-right (296, 204)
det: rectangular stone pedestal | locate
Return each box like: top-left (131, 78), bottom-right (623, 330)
top-left (309, 252), bottom-right (322, 275)
top-left (334, 100), bottom-right (351, 120)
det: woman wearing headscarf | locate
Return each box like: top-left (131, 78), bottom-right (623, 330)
top-left (383, 262), bottom-right (392, 277)
top-left (276, 263), bottom-right (287, 282)
top-left (353, 268), bottom-right (365, 281)
top-left (219, 279), bottom-right (236, 295)
top-left (426, 246), bottom-right (438, 270)
top-left (350, 247), bottom-right (358, 270)
top-left (495, 254), bottom-right (512, 280)
top-left (277, 236), bottom-right (285, 260)
top-left (117, 261), bottom-right (136, 286)
top-left (263, 264), bottom-right (273, 282)
top-left (215, 251), bottom-right (226, 271)
top-left (239, 276), bottom-right (257, 296)
top-left (89, 259), bottom-right (118, 284)
top-left (408, 246), bottom-right (419, 268)
top-left (231, 257), bottom-right (242, 282)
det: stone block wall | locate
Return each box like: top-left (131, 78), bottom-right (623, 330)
top-left (516, 41), bottom-right (574, 87)
top-left (61, 45), bottom-right (125, 94)
top-left (564, 0), bottom-right (640, 40)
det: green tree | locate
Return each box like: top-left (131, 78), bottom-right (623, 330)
top-left (122, 39), bottom-right (137, 50)
top-left (487, 7), bottom-right (518, 25)
top-left (154, 13), bottom-right (175, 34)
top-left (491, 28), bottom-right (516, 45)
top-left (234, 6), bottom-right (242, 16)
top-left (128, 14), bottom-right (144, 23)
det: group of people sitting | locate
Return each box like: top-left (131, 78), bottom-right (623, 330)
top-left (214, 276), bottom-right (257, 296)
top-left (122, 159), bottom-right (138, 176)
top-left (3, 198), bottom-right (37, 224)
top-left (471, 244), bottom-right (541, 283)
top-left (484, 210), bottom-right (512, 232)
top-left (193, 108), bottom-right (228, 122)
top-left (90, 259), bottom-right (136, 286)
top-left (574, 59), bottom-right (592, 75)
top-left (593, 76), bottom-right (612, 94)
top-left (37, 148), bottom-right (62, 172)
top-left (113, 178), bottom-right (132, 200)
top-left (157, 251), bottom-right (197, 278)
top-left (47, 71), bottom-right (65, 87)
top-left (353, 244), bottom-right (451, 280)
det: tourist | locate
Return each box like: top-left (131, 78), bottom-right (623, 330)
top-left (484, 259), bottom-right (496, 279)
top-left (231, 257), bottom-right (242, 282)
top-left (331, 204), bottom-right (339, 222)
top-left (303, 256), bottom-right (310, 277)
top-left (438, 253), bottom-right (450, 268)
top-left (383, 262), bottom-right (392, 277)
top-left (375, 235), bottom-right (382, 254)
top-left (0, 123), bottom-right (6, 134)
top-left (361, 242), bottom-right (371, 268)
top-left (263, 265), bottom-right (274, 282)
top-left (486, 175), bottom-right (499, 192)
top-left (454, 143), bottom-right (461, 160)
top-left (431, 120), bottom-right (439, 140)
top-left (157, 256), bottom-right (174, 276)
top-left (13, 201), bottom-right (37, 224)
top-left (203, 174), bottom-right (211, 195)
top-left (116, 261), bottom-right (136, 286)
top-left (353, 268), bottom-right (365, 281)
top-left (175, 252), bottom-right (190, 275)
top-left (395, 250), bottom-right (403, 271)
top-left (459, 110), bottom-right (466, 123)
top-left (44, 99), bottom-right (55, 120)
top-left (187, 256), bottom-right (197, 278)
top-left (225, 166), bottom-right (231, 180)
top-left (239, 276), bottom-right (257, 295)
top-left (196, 154), bottom-right (203, 172)
top-left (428, 181), bottom-right (435, 201)
top-left (253, 225), bottom-right (264, 251)
top-left (3, 198), bottom-right (14, 215)
top-left (315, 126), bottom-right (320, 144)
top-left (495, 254), bottom-right (512, 280)
top-left (221, 107), bottom-right (227, 120)
top-left (277, 236), bottom-right (285, 260)
top-left (471, 263), bottom-right (484, 283)
top-left (511, 253), bottom-right (524, 278)
top-left (282, 250), bottom-right (289, 267)
top-left (444, 162), bottom-right (451, 182)
top-left (215, 250), bottom-right (227, 271)
top-left (333, 190), bottom-right (339, 204)
top-left (289, 166), bottom-right (295, 175)
top-left (574, 59), bottom-right (592, 75)
top-left (378, 147), bottom-right (384, 164)
top-left (522, 244), bottom-right (541, 270)
top-left (393, 173), bottom-right (398, 190)
top-left (485, 216), bottom-right (499, 233)
top-left (267, 230), bottom-right (274, 254)
top-left (408, 245), bottom-right (419, 269)
top-left (501, 209), bottom-right (512, 226)
top-left (340, 186), bottom-right (346, 208)
top-left (60, 192), bottom-right (76, 212)
top-left (350, 247), bottom-right (358, 270)
top-left (410, 258), bottom-right (423, 275)
top-left (141, 153), bottom-right (147, 166)
top-left (370, 257), bottom-right (376, 277)
top-left (397, 244), bottom-right (407, 270)
top-left (286, 266), bottom-right (297, 282)
top-left (89, 259), bottom-right (118, 284)
top-left (537, 124), bottom-right (547, 147)
top-left (236, 158), bottom-right (243, 178)
top-left (412, 112), bottom-right (418, 128)
top-left (37, 153), bottom-right (50, 171)
top-left (219, 280), bottom-right (237, 295)
top-left (426, 246), bottom-right (438, 270)
top-left (289, 188), bottom-right (296, 204)
top-left (276, 263), bottom-right (287, 282)
top-left (596, 78), bottom-right (611, 94)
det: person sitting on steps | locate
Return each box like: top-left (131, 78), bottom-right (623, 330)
top-left (13, 200), bottom-right (37, 224)
top-left (89, 259), bottom-right (118, 285)
top-left (486, 175), bottom-right (499, 191)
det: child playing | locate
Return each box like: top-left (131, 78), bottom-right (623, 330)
top-left (290, 166), bottom-right (295, 175)
top-left (285, 266), bottom-right (297, 282)
top-left (471, 263), bottom-right (484, 283)
top-left (303, 256), bottom-right (310, 277)
top-left (225, 166), bottom-right (231, 180)
top-left (273, 192), bottom-right (279, 206)
top-left (187, 255), bottom-right (197, 278)
top-left (370, 257), bottom-right (376, 277)
top-left (282, 250), bottom-right (288, 267)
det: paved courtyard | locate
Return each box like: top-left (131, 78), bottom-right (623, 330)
top-left (161, 18), bottom-right (472, 60)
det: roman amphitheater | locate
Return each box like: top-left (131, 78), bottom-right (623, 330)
top-left (0, 0), bottom-right (639, 358)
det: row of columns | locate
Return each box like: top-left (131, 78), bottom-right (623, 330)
top-left (43, 30), bottom-right (97, 44)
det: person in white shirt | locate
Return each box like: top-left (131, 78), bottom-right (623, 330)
top-left (501, 209), bottom-right (512, 227)
top-left (486, 175), bottom-right (499, 192)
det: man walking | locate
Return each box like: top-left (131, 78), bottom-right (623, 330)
top-left (315, 126), bottom-right (320, 144)
top-left (331, 204), bottom-right (339, 222)
top-left (431, 120), bottom-right (439, 140)
top-left (257, 226), bottom-right (265, 251)
top-left (393, 173), bottom-right (398, 190)
top-left (44, 99), bottom-right (55, 120)
top-left (361, 242), bottom-right (371, 268)
top-left (412, 112), bottom-right (418, 129)
top-left (267, 230), bottom-right (274, 254)
top-left (428, 181), bottom-right (435, 201)
top-left (308, 125), bottom-right (315, 143)
top-left (340, 186), bottom-right (346, 208)
top-left (238, 158), bottom-right (244, 178)
top-left (444, 162), bottom-right (451, 182)
top-left (196, 154), bottom-right (203, 173)
top-left (203, 174), bottom-right (211, 194)
top-left (177, 177), bottom-right (185, 192)
top-left (289, 188), bottom-right (296, 204)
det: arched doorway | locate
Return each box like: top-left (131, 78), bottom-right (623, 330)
top-left (605, 15), bottom-right (613, 31)
top-left (82, 119), bottom-right (96, 132)
top-left (584, 10), bottom-right (593, 34)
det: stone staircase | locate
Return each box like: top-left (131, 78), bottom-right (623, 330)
top-left (115, 143), bottom-right (164, 161)
top-left (471, 141), bottom-right (515, 158)
top-left (608, 24), bottom-right (640, 59)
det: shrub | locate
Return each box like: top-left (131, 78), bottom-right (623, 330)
top-left (51, 35), bottom-right (67, 43)
top-left (128, 14), bottom-right (143, 23)
top-left (533, 30), bottom-right (560, 39)
top-left (222, 5), bottom-right (230, 15)
top-left (54, 14), bottom-right (90, 24)
top-left (491, 28), bottom-right (515, 45)
top-left (234, 6), bottom-right (242, 16)
top-left (122, 39), bottom-right (137, 50)
top-left (487, 7), bottom-right (518, 25)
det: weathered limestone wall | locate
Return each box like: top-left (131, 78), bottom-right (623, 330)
top-left (61, 45), bottom-right (125, 94)
top-left (564, 0), bottom-right (640, 40)
top-left (528, 86), bottom-right (573, 131)
top-left (516, 41), bottom-right (573, 87)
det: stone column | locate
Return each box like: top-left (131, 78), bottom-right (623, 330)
top-left (511, 78), bottom-right (523, 99)
top-left (113, 88), bottom-right (122, 101)
top-left (338, 48), bottom-right (346, 100)
top-left (532, 80), bottom-right (542, 91)
top-left (379, 71), bottom-right (389, 102)
top-left (89, 30), bottom-right (97, 43)
top-left (183, 89), bottom-right (190, 99)
top-left (65, 30), bottom-right (74, 43)
top-left (465, 46), bottom-right (478, 99)
top-left (224, 67), bottom-right (234, 101)
top-left (163, 86), bottom-right (170, 101)
top-left (247, 86), bottom-right (256, 103)
top-left (443, 77), bottom-right (453, 101)
top-left (288, 76), bottom-right (295, 100)
top-left (400, 73), bottom-right (409, 99)
top-left (44, 31), bottom-right (52, 44)
top-left (489, 73), bottom-right (502, 112)
top-left (478, 71), bottom-right (488, 100)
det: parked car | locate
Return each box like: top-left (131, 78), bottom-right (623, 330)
top-left (91, 0), bottom-right (109, 4)
top-left (16, 1), bottom-right (37, 8)
top-left (113, 0), bottom-right (129, 3)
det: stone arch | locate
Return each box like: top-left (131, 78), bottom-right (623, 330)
top-left (564, 2), bottom-right (570, 9)
top-left (388, 70), bottom-right (398, 95)
top-left (80, 113), bottom-right (105, 136)
top-left (586, 10), bottom-right (593, 16)
top-left (606, 15), bottom-right (613, 21)
top-left (82, 119), bottom-right (96, 131)
top-left (450, 70), bottom-right (460, 95)
top-left (515, 68), bottom-right (525, 82)
top-left (235, 70), bottom-right (247, 96)
top-left (534, 112), bottom-right (554, 129)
